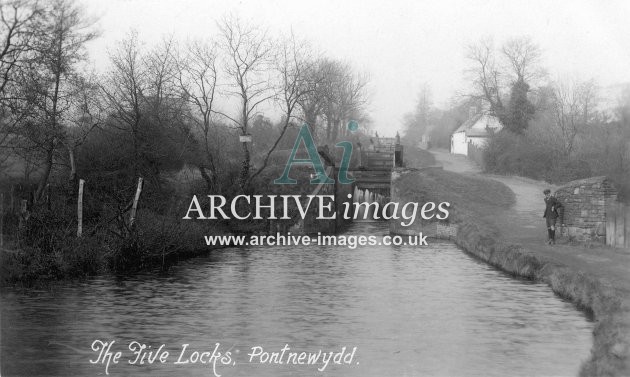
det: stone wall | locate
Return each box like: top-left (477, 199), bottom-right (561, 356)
top-left (554, 176), bottom-right (618, 242)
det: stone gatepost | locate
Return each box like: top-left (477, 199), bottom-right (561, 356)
top-left (554, 176), bottom-right (618, 242)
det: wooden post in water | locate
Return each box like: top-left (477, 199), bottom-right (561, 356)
top-left (129, 177), bottom-right (143, 228)
top-left (77, 179), bottom-right (85, 237)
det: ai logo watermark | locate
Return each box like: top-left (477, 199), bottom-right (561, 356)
top-left (274, 121), bottom-right (358, 185)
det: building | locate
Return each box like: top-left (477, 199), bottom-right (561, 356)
top-left (554, 176), bottom-right (618, 243)
top-left (450, 112), bottom-right (502, 156)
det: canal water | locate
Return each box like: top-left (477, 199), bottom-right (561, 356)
top-left (1, 223), bottom-right (592, 377)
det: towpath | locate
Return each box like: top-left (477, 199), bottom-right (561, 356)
top-left (430, 148), bottom-right (630, 296)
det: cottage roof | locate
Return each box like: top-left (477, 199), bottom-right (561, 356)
top-left (453, 113), bottom-right (502, 137)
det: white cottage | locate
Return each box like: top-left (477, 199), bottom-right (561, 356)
top-left (450, 113), bottom-right (502, 155)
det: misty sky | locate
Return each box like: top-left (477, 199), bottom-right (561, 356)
top-left (82, 0), bottom-right (630, 136)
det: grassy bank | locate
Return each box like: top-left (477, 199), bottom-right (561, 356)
top-left (402, 144), bottom-right (437, 168)
top-left (0, 206), bottom-right (229, 286)
top-left (396, 154), bottom-right (630, 376)
top-left (0, 166), bottom-right (331, 286)
top-left (454, 218), bottom-right (629, 376)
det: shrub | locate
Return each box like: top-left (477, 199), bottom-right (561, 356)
top-left (108, 208), bottom-right (220, 273)
top-left (483, 130), bottom-right (594, 183)
top-left (1, 233), bottom-right (109, 284)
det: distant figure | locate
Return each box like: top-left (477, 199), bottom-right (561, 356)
top-left (543, 189), bottom-right (563, 245)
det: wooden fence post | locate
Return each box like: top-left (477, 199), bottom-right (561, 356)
top-left (77, 179), bottom-right (85, 237)
top-left (1, 192), bottom-right (4, 250)
top-left (129, 177), bottom-right (143, 228)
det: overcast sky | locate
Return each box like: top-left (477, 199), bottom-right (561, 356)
top-left (82, 0), bottom-right (630, 136)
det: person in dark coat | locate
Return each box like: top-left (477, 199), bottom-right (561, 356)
top-left (543, 189), bottom-right (563, 244)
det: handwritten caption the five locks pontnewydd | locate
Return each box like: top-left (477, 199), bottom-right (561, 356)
top-left (90, 340), bottom-right (358, 376)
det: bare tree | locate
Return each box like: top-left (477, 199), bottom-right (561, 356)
top-left (296, 59), bottom-right (327, 137)
top-left (319, 59), bottom-right (344, 141)
top-left (217, 15), bottom-right (275, 189)
top-left (467, 36), bottom-right (544, 133)
top-left (0, 0), bottom-right (43, 176)
top-left (102, 34), bottom-right (207, 187)
top-left (336, 69), bottom-right (369, 138)
top-left (8, 0), bottom-right (98, 202)
top-left (64, 71), bottom-right (102, 182)
top-left (501, 36), bottom-right (544, 84)
top-left (0, 0), bottom-right (44, 95)
top-left (551, 78), bottom-right (598, 158)
top-left (466, 37), bottom-right (504, 115)
top-left (317, 59), bottom-right (369, 141)
top-left (143, 36), bottom-right (179, 127)
top-left (100, 31), bottom-right (147, 177)
top-left (174, 39), bottom-right (220, 191)
top-left (247, 33), bottom-right (317, 185)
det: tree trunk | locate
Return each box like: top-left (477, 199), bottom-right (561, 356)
top-left (199, 165), bottom-right (214, 192)
top-left (132, 127), bottom-right (140, 177)
top-left (305, 111), bottom-right (317, 137)
top-left (35, 144), bottom-right (54, 204)
top-left (331, 119), bottom-right (340, 141)
top-left (326, 118), bottom-right (332, 141)
top-left (68, 145), bottom-right (77, 183)
top-left (239, 141), bottom-right (250, 190)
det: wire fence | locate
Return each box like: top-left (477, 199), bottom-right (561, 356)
top-left (0, 178), bottom-right (145, 251)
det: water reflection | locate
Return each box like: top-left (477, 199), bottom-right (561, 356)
top-left (1, 223), bottom-right (592, 376)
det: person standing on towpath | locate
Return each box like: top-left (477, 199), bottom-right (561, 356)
top-left (543, 188), bottom-right (563, 245)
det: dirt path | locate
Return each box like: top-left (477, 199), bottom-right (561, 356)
top-left (431, 148), bottom-right (630, 295)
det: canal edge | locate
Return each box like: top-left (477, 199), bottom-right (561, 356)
top-left (446, 221), bottom-right (629, 377)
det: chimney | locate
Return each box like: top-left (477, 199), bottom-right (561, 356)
top-left (469, 106), bottom-right (477, 119)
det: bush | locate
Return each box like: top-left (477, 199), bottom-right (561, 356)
top-left (1, 187), bottom-right (228, 284)
top-left (1, 233), bottom-right (109, 284)
top-left (18, 205), bottom-right (76, 252)
top-left (484, 130), bottom-right (554, 180)
top-left (108, 208), bottom-right (221, 273)
top-left (549, 158), bottom-right (593, 183)
top-left (483, 130), bottom-right (595, 184)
